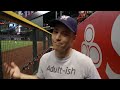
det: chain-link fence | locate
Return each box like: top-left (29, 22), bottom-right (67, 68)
top-left (0, 11), bottom-right (52, 79)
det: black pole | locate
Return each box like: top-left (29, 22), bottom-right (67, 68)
top-left (32, 29), bottom-right (38, 73)
top-left (43, 32), bottom-right (46, 50)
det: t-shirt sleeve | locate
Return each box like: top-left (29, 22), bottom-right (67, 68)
top-left (36, 54), bottom-right (46, 79)
top-left (85, 58), bottom-right (101, 79)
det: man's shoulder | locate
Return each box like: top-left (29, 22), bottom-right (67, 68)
top-left (72, 49), bottom-right (92, 62)
top-left (72, 49), bottom-right (87, 57)
top-left (42, 50), bottom-right (54, 58)
top-left (39, 50), bottom-right (55, 66)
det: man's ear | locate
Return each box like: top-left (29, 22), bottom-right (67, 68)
top-left (73, 34), bottom-right (76, 40)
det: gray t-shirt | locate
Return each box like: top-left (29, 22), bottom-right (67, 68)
top-left (36, 49), bottom-right (101, 79)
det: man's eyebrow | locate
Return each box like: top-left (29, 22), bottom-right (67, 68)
top-left (63, 30), bottom-right (69, 33)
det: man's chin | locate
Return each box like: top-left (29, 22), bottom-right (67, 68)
top-left (54, 48), bottom-right (64, 52)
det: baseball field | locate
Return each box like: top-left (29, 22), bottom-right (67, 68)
top-left (1, 40), bottom-right (33, 52)
top-left (1, 40), bottom-right (43, 79)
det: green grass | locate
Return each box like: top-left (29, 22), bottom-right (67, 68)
top-left (1, 40), bottom-right (33, 52)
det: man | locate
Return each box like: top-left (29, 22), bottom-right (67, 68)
top-left (4, 15), bottom-right (101, 79)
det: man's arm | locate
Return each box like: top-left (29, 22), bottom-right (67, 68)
top-left (87, 58), bottom-right (101, 79)
top-left (20, 73), bottom-right (39, 79)
top-left (4, 62), bottom-right (41, 79)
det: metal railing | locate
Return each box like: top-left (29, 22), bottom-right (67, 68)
top-left (0, 11), bottom-right (52, 79)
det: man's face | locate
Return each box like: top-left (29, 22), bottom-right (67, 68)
top-left (52, 24), bottom-right (75, 52)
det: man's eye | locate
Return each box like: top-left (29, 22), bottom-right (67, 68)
top-left (53, 30), bottom-right (58, 33)
top-left (63, 33), bottom-right (69, 36)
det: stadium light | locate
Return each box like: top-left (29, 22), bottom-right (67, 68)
top-left (37, 11), bottom-right (50, 15)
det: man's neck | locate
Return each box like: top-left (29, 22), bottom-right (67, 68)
top-left (55, 48), bottom-right (72, 59)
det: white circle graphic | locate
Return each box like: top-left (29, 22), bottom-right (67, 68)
top-left (81, 44), bottom-right (88, 55)
top-left (84, 24), bottom-right (95, 42)
top-left (89, 43), bottom-right (102, 68)
top-left (89, 46), bottom-right (100, 64)
top-left (111, 14), bottom-right (120, 56)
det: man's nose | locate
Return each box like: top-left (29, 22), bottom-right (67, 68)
top-left (56, 33), bottom-right (61, 41)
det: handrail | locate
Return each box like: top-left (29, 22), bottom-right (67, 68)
top-left (1, 11), bottom-right (51, 34)
top-left (21, 47), bottom-right (54, 72)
